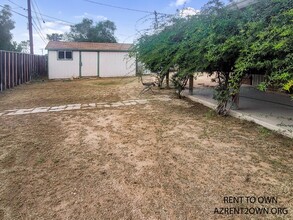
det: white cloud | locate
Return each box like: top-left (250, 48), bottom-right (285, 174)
top-left (43, 21), bottom-right (71, 34)
top-left (96, 15), bottom-right (108, 21)
top-left (74, 12), bottom-right (108, 21)
top-left (170, 0), bottom-right (190, 7)
top-left (179, 7), bottom-right (200, 17)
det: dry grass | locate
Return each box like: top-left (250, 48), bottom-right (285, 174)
top-left (0, 77), bottom-right (292, 219)
top-left (0, 77), bottom-right (139, 111)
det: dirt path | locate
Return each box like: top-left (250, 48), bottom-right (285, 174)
top-left (0, 78), bottom-right (292, 219)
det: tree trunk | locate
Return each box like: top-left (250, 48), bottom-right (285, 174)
top-left (231, 93), bottom-right (240, 110)
top-left (216, 72), bottom-right (230, 116)
top-left (189, 74), bottom-right (194, 95)
top-left (166, 70), bottom-right (170, 89)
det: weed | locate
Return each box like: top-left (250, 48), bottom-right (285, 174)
top-left (258, 127), bottom-right (271, 137)
top-left (52, 158), bottom-right (60, 164)
top-left (199, 127), bottom-right (209, 139)
top-left (245, 173), bottom-right (251, 182)
top-left (270, 159), bottom-right (285, 170)
top-left (205, 109), bottom-right (217, 119)
top-left (37, 157), bottom-right (45, 164)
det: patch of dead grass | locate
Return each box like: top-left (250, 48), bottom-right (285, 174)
top-left (0, 77), bottom-right (292, 219)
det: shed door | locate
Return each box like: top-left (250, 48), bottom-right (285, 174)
top-left (81, 52), bottom-right (98, 77)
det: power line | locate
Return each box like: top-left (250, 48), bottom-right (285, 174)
top-left (83, 0), bottom-right (172, 15)
top-left (0, 4), bottom-right (27, 18)
top-left (30, 2), bottom-right (47, 43)
top-left (32, 1), bottom-right (43, 30)
top-left (32, 0), bottom-right (51, 40)
top-left (32, 0), bottom-right (45, 23)
top-left (83, 0), bottom-right (153, 14)
top-left (32, 19), bottom-right (47, 43)
top-left (7, 0), bottom-right (173, 27)
top-left (32, 23), bottom-right (47, 44)
top-left (1, 2), bottom-right (49, 48)
top-left (34, 11), bottom-right (74, 25)
top-left (7, 0), bottom-right (21, 8)
top-left (83, 0), bottom-right (174, 35)
top-left (7, 0), bottom-right (74, 25)
top-left (1, 3), bottom-right (68, 28)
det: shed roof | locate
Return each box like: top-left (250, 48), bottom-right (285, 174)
top-left (45, 41), bottom-right (133, 51)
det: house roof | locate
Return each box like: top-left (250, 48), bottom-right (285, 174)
top-left (45, 41), bottom-right (133, 51)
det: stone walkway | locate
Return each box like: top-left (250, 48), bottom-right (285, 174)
top-left (0, 96), bottom-right (172, 117)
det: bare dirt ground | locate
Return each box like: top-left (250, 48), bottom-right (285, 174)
top-left (0, 77), bottom-right (292, 220)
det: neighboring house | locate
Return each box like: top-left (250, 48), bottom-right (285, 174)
top-left (45, 41), bottom-right (136, 79)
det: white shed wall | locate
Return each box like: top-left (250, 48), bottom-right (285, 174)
top-left (99, 52), bottom-right (136, 77)
top-left (48, 51), bottom-right (80, 79)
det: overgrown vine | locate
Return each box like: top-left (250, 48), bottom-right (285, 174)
top-left (131, 0), bottom-right (293, 115)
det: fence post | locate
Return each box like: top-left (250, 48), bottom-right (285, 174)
top-left (11, 53), bottom-right (14, 87)
top-left (0, 51), bottom-right (2, 92)
top-left (4, 52), bottom-right (7, 90)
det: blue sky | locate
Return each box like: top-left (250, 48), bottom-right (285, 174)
top-left (2, 0), bottom-right (229, 54)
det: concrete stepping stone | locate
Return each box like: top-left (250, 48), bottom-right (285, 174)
top-left (32, 107), bottom-right (50, 113)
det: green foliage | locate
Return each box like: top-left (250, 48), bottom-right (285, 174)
top-left (0, 5), bottom-right (25, 52)
top-left (283, 80), bottom-right (293, 93)
top-left (235, 0), bottom-right (293, 94)
top-left (0, 5), bottom-right (14, 50)
top-left (258, 127), bottom-right (271, 137)
top-left (136, 18), bottom-right (186, 78)
top-left (205, 109), bottom-right (217, 119)
top-left (47, 33), bottom-right (63, 41)
top-left (66, 18), bottom-right (117, 43)
top-left (171, 72), bottom-right (189, 98)
top-left (0, 5), bottom-right (18, 51)
top-left (132, 0), bottom-right (293, 114)
top-left (257, 82), bottom-right (267, 92)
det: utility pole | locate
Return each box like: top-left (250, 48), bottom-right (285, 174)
top-left (27, 0), bottom-right (34, 54)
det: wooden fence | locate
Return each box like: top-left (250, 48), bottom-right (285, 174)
top-left (0, 50), bottom-right (47, 92)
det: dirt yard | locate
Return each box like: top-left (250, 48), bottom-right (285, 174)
top-left (0, 77), bottom-right (292, 219)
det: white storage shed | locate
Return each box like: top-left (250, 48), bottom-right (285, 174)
top-left (45, 41), bottom-right (136, 79)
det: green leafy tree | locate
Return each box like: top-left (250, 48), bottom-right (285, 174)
top-left (47, 33), bottom-right (63, 41)
top-left (132, 17), bottom-right (189, 90)
top-left (18, 40), bottom-right (29, 53)
top-left (11, 41), bottom-right (22, 52)
top-left (176, 0), bottom-right (244, 110)
top-left (0, 5), bottom-right (16, 51)
top-left (0, 5), bottom-right (24, 52)
top-left (133, 0), bottom-right (293, 115)
top-left (202, 1), bottom-right (245, 113)
top-left (66, 18), bottom-right (117, 43)
top-left (235, 0), bottom-right (293, 94)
